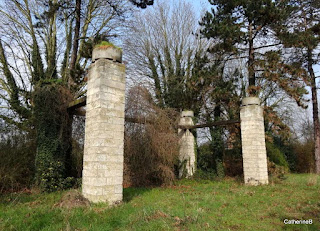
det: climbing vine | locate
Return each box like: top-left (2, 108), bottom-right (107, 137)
top-left (33, 81), bottom-right (73, 192)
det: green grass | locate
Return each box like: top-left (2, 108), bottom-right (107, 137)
top-left (0, 174), bottom-right (319, 231)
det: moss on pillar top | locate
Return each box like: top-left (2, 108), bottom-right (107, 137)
top-left (94, 41), bottom-right (122, 51)
top-left (92, 41), bottom-right (122, 63)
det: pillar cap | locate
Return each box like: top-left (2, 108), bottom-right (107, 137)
top-left (242, 97), bottom-right (260, 106)
top-left (181, 110), bottom-right (194, 117)
top-left (92, 46), bottom-right (122, 63)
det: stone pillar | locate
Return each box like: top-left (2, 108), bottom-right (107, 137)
top-left (240, 97), bottom-right (268, 185)
top-left (178, 111), bottom-right (196, 178)
top-left (82, 46), bottom-right (125, 203)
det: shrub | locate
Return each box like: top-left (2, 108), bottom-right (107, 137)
top-left (197, 142), bottom-right (243, 177)
top-left (197, 142), bottom-right (214, 172)
top-left (223, 153), bottom-right (243, 177)
top-left (266, 142), bottom-right (289, 168)
top-left (191, 169), bottom-right (216, 181)
top-left (292, 140), bottom-right (314, 173)
top-left (0, 131), bottom-right (36, 193)
top-left (124, 86), bottom-right (180, 186)
top-left (267, 159), bottom-right (288, 181)
top-left (224, 141), bottom-right (243, 177)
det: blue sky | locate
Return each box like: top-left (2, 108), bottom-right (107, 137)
top-left (180, 0), bottom-right (211, 19)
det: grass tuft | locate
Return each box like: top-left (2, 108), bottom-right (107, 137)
top-left (94, 41), bottom-right (122, 50)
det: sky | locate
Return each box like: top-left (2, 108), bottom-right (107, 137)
top-left (185, 0), bottom-right (211, 18)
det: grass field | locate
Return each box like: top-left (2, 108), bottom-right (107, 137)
top-left (0, 174), bottom-right (319, 231)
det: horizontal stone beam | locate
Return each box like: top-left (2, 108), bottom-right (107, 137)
top-left (180, 119), bottom-right (240, 130)
top-left (67, 98), bottom-right (239, 129)
top-left (68, 97), bottom-right (87, 111)
top-left (125, 116), bottom-right (153, 124)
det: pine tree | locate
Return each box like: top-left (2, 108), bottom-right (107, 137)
top-left (200, 0), bottom-right (311, 173)
top-left (200, 0), bottom-right (293, 96)
top-left (276, 0), bottom-right (320, 173)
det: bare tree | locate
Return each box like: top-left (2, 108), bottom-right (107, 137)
top-left (124, 0), bottom-right (210, 112)
top-left (0, 0), bottom-right (132, 190)
top-left (0, 0), bottom-right (131, 128)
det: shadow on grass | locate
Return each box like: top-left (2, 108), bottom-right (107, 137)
top-left (123, 187), bottom-right (151, 202)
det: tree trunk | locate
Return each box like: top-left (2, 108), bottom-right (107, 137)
top-left (307, 48), bottom-right (320, 173)
top-left (69, 0), bottom-right (81, 87)
top-left (248, 22), bottom-right (256, 96)
top-left (209, 103), bottom-right (225, 177)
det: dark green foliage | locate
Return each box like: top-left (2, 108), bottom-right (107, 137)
top-left (197, 143), bottom-right (213, 172)
top-left (224, 146), bottom-right (243, 177)
top-left (31, 42), bottom-right (45, 84)
top-left (200, 0), bottom-right (293, 95)
top-left (35, 159), bottom-right (74, 192)
top-left (267, 160), bottom-right (288, 180)
top-left (191, 169), bottom-right (216, 180)
top-left (33, 83), bottom-right (73, 192)
top-left (266, 142), bottom-right (289, 168)
top-left (265, 137), bottom-right (315, 173)
top-left (201, 0), bottom-right (289, 48)
top-left (273, 137), bottom-right (296, 172)
top-left (276, 0), bottom-right (320, 50)
top-left (152, 49), bottom-right (212, 116)
top-left (208, 105), bottom-right (225, 176)
top-left (215, 159), bottom-right (225, 178)
top-left (197, 142), bottom-right (225, 177)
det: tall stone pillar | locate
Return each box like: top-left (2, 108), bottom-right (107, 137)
top-left (178, 111), bottom-right (196, 178)
top-left (82, 45), bottom-right (125, 203)
top-left (240, 97), bottom-right (268, 185)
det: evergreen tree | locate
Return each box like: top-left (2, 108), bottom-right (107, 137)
top-left (200, 0), bottom-right (295, 96)
top-left (200, 0), bottom-right (311, 173)
top-left (276, 0), bottom-right (320, 173)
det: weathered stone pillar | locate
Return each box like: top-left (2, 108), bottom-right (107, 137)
top-left (240, 97), bottom-right (268, 185)
top-left (82, 45), bottom-right (125, 203)
top-left (178, 111), bottom-right (196, 178)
